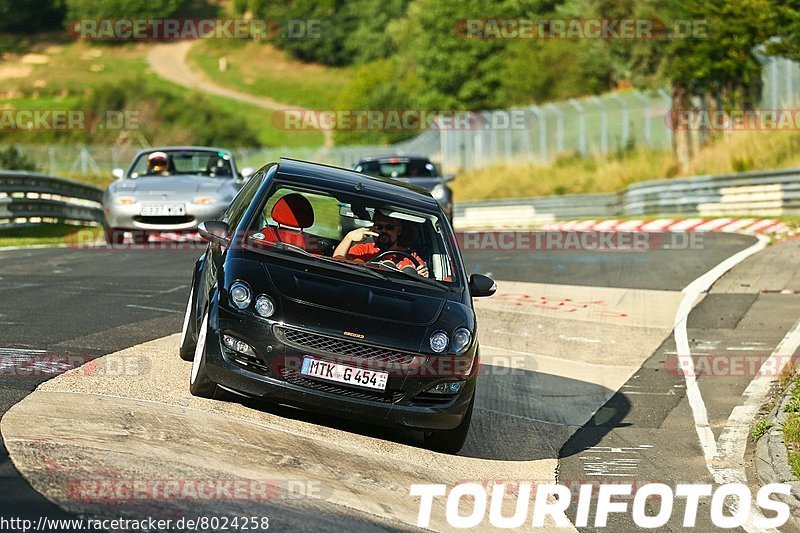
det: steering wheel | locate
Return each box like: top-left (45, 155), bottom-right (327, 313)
top-left (368, 249), bottom-right (422, 268)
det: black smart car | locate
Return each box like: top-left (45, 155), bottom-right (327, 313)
top-left (179, 158), bottom-right (495, 453)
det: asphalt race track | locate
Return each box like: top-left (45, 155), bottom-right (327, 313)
top-left (1, 231), bottom-right (799, 532)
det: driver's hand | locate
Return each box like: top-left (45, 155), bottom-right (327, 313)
top-left (345, 227), bottom-right (378, 243)
top-left (416, 263), bottom-right (429, 277)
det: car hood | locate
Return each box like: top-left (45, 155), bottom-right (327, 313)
top-left (110, 176), bottom-right (231, 195)
top-left (264, 262), bottom-right (447, 352)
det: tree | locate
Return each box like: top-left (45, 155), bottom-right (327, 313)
top-left (65, 0), bottom-right (187, 20)
top-left (620, 0), bottom-right (775, 173)
top-left (0, 0), bottom-right (65, 32)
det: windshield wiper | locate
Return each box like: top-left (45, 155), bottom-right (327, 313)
top-left (258, 240), bottom-right (389, 281)
top-left (369, 262), bottom-right (450, 290)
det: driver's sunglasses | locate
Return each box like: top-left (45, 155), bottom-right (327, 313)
top-left (373, 223), bottom-right (397, 231)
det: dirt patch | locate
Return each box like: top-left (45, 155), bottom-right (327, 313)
top-left (20, 53), bottom-right (50, 65)
top-left (0, 64), bottom-right (32, 81)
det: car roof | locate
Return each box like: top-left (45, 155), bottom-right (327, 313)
top-left (356, 155), bottom-right (433, 164)
top-left (274, 158), bottom-right (440, 211)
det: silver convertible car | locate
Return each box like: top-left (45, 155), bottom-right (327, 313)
top-left (102, 147), bottom-right (252, 244)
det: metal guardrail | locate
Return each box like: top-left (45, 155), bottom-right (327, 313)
top-left (0, 171), bottom-right (104, 228)
top-left (455, 168), bottom-right (800, 228)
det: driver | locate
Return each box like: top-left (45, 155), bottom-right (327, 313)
top-left (146, 151), bottom-right (170, 175)
top-left (333, 212), bottom-right (429, 276)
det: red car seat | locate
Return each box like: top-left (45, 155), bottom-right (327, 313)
top-left (253, 193), bottom-right (316, 250)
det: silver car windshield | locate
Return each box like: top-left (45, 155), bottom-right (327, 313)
top-left (244, 186), bottom-right (460, 287)
top-left (129, 150), bottom-right (234, 178)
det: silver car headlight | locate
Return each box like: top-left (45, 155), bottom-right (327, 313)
top-left (431, 184), bottom-right (447, 201)
top-left (193, 197), bottom-right (214, 205)
top-left (451, 328), bottom-right (472, 354)
top-left (229, 281), bottom-right (252, 310)
top-left (430, 331), bottom-right (449, 353)
top-left (115, 196), bottom-right (136, 205)
top-left (255, 295), bottom-right (275, 318)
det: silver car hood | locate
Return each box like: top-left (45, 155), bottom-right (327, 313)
top-left (111, 175), bottom-right (231, 195)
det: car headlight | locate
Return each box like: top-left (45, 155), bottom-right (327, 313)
top-left (193, 197), bottom-right (214, 205)
top-left (255, 295), bottom-right (275, 318)
top-left (431, 184), bottom-right (447, 201)
top-left (115, 196), bottom-right (136, 205)
top-left (451, 327), bottom-right (472, 354)
top-left (430, 331), bottom-right (449, 353)
top-left (223, 334), bottom-right (256, 357)
top-left (229, 281), bottom-right (252, 310)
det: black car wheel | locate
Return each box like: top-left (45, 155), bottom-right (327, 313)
top-left (105, 227), bottom-right (125, 245)
top-left (132, 230), bottom-right (149, 245)
top-left (423, 394), bottom-right (474, 454)
top-left (189, 309), bottom-right (221, 398)
top-left (178, 285), bottom-right (196, 361)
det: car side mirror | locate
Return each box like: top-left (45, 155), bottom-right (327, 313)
top-left (240, 167), bottom-right (254, 180)
top-left (198, 220), bottom-right (230, 246)
top-left (112, 168), bottom-right (124, 180)
top-left (443, 173), bottom-right (455, 183)
top-left (469, 273), bottom-right (496, 297)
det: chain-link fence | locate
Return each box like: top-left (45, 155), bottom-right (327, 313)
top-left (760, 55), bottom-right (800, 109)
top-left (11, 56), bottom-right (800, 180)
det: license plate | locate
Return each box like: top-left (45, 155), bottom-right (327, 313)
top-left (141, 204), bottom-right (185, 216)
top-left (300, 357), bottom-right (388, 391)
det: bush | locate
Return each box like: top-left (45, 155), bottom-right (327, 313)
top-left (0, 146), bottom-right (37, 171)
top-left (76, 78), bottom-right (262, 147)
top-left (65, 0), bottom-right (186, 20)
top-left (233, 0), bottom-right (410, 66)
top-left (0, 0), bottom-right (66, 32)
top-left (333, 57), bottom-right (420, 145)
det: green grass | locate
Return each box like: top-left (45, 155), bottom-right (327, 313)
top-left (783, 375), bottom-right (800, 479)
top-left (752, 419), bottom-right (774, 443)
top-left (454, 129), bottom-right (800, 201)
top-left (188, 40), bottom-right (354, 110)
top-left (0, 37), bottom-right (322, 148)
top-left (790, 451), bottom-right (800, 479)
top-left (0, 223), bottom-right (101, 247)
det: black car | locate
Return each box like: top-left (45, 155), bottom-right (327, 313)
top-left (179, 158), bottom-right (495, 453)
top-left (354, 156), bottom-right (454, 220)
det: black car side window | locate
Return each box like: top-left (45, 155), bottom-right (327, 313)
top-left (223, 171), bottom-right (264, 226)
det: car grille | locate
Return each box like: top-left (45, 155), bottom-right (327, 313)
top-left (274, 326), bottom-right (425, 369)
top-left (227, 351), bottom-right (270, 375)
top-left (133, 215), bottom-right (195, 225)
top-left (281, 369), bottom-right (404, 403)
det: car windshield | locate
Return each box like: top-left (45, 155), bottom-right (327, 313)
top-left (243, 184), bottom-right (460, 287)
top-left (356, 160), bottom-right (437, 178)
top-left (129, 150), bottom-right (234, 178)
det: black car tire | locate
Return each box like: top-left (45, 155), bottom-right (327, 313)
top-left (178, 285), bottom-right (196, 361)
top-left (105, 227), bottom-right (125, 245)
top-left (423, 393), bottom-right (474, 454)
top-left (189, 310), bottom-right (221, 398)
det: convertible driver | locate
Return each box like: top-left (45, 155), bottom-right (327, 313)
top-left (333, 212), bottom-right (429, 276)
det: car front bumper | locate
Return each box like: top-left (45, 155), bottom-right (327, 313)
top-left (104, 202), bottom-right (228, 231)
top-left (203, 305), bottom-right (477, 431)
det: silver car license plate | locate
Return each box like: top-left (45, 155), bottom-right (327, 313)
top-left (141, 204), bottom-right (186, 217)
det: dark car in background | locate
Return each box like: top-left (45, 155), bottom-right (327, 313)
top-left (180, 158), bottom-right (495, 453)
top-left (354, 156), bottom-right (454, 221)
